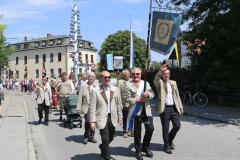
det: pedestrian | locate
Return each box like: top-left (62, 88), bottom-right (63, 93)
top-left (0, 80), bottom-right (4, 117)
top-left (57, 72), bottom-right (75, 121)
top-left (90, 70), bottom-right (123, 160)
top-left (154, 63), bottom-right (184, 154)
top-left (123, 67), bottom-right (155, 160)
top-left (76, 72), bottom-right (98, 144)
top-left (35, 77), bottom-right (52, 125)
top-left (117, 69), bottom-right (131, 138)
top-left (51, 79), bottom-right (59, 109)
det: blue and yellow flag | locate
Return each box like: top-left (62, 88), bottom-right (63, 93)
top-left (150, 11), bottom-right (182, 55)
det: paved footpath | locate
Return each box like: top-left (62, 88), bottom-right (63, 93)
top-left (0, 91), bottom-right (36, 160)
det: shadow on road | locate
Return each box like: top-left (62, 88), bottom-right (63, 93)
top-left (71, 153), bottom-right (100, 160)
top-left (149, 143), bottom-right (164, 152)
top-left (65, 135), bottom-right (84, 144)
top-left (111, 143), bottom-right (135, 158)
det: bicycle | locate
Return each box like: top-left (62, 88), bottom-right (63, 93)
top-left (179, 83), bottom-right (208, 108)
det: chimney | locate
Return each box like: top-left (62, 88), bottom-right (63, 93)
top-left (47, 33), bottom-right (53, 39)
top-left (24, 36), bottom-right (27, 41)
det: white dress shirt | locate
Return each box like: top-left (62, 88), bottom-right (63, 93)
top-left (165, 82), bottom-right (174, 105)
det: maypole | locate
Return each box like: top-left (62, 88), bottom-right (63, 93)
top-left (69, 0), bottom-right (82, 81)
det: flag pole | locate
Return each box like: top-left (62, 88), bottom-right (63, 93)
top-left (144, 0), bottom-right (153, 90)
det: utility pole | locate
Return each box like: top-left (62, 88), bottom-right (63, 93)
top-left (69, 0), bottom-right (82, 81)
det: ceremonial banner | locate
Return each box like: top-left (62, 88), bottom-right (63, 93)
top-left (106, 54), bottom-right (113, 70)
top-left (150, 11), bottom-right (182, 55)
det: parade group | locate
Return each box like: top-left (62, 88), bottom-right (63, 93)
top-left (0, 63), bottom-right (184, 160)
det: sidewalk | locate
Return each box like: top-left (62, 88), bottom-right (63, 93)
top-left (0, 91), bottom-right (36, 160)
top-left (184, 104), bottom-right (240, 126)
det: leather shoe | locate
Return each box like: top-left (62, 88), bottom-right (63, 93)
top-left (142, 149), bottom-right (153, 158)
top-left (88, 138), bottom-right (97, 143)
top-left (38, 118), bottom-right (42, 124)
top-left (135, 152), bottom-right (143, 160)
top-left (83, 138), bottom-right (88, 144)
top-left (164, 147), bottom-right (172, 154)
top-left (170, 143), bottom-right (175, 150)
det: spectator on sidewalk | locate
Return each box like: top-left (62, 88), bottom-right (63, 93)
top-left (154, 63), bottom-right (184, 154)
top-left (76, 72), bottom-right (98, 144)
top-left (0, 81), bottom-right (4, 117)
top-left (90, 71), bottom-right (123, 160)
top-left (35, 77), bottom-right (52, 125)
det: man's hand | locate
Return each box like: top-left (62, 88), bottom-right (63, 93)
top-left (143, 91), bottom-right (150, 98)
top-left (90, 122), bottom-right (96, 131)
top-left (180, 109), bottom-right (184, 115)
top-left (118, 118), bottom-right (123, 124)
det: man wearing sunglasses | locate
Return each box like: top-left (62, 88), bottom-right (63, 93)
top-left (123, 67), bottom-right (155, 160)
top-left (90, 70), bottom-right (123, 160)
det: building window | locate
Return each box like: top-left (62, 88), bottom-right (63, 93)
top-left (16, 45), bottom-right (21, 50)
top-left (35, 42), bottom-right (39, 47)
top-left (85, 54), bottom-right (88, 63)
top-left (24, 43), bottom-right (29, 49)
top-left (35, 69), bottom-right (39, 78)
top-left (57, 39), bottom-right (62, 45)
top-left (16, 70), bottom-right (19, 78)
top-left (24, 56), bottom-right (27, 64)
top-left (35, 55), bottom-right (39, 63)
top-left (58, 53), bottom-right (61, 62)
top-left (58, 68), bottom-right (62, 77)
top-left (49, 40), bottom-right (54, 46)
top-left (42, 41), bottom-right (46, 46)
top-left (91, 55), bottom-right (94, 63)
top-left (50, 68), bottom-right (54, 77)
top-left (16, 57), bottom-right (19, 65)
top-left (50, 53), bottom-right (54, 62)
top-left (43, 54), bottom-right (46, 62)
top-left (79, 68), bottom-right (82, 74)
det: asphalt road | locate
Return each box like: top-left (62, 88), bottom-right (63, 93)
top-left (20, 92), bottom-right (240, 160)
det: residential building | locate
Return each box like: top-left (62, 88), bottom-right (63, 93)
top-left (3, 33), bottom-right (97, 82)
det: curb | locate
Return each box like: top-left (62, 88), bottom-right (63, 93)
top-left (23, 100), bottom-right (37, 160)
top-left (183, 112), bottom-right (239, 126)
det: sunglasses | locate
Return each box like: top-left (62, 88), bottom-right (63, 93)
top-left (132, 73), bottom-right (140, 76)
top-left (103, 76), bottom-right (111, 79)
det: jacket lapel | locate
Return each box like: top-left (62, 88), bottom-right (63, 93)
top-left (110, 90), bottom-right (114, 103)
top-left (100, 91), bottom-right (108, 104)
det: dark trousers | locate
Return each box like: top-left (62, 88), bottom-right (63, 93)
top-left (84, 114), bottom-right (95, 139)
top-left (100, 115), bottom-right (115, 159)
top-left (38, 103), bottom-right (49, 123)
top-left (134, 116), bottom-right (154, 153)
top-left (122, 107), bottom-right (130, 133)
top-left (160, 105), bottom-right (181, 149)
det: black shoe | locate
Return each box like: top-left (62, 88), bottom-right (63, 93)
top-left (83, 138), bottom-right (88, 144)
top-left (164, 147), bottom-right (172, 154)
top-left (38, 119), bottom-right (42, 124)
top-left (88, 138), bottom-right (97, 143)
top-left (135, 152), bottom-right (143, 160)
top-left (170, 143), bottom-right (175, 150)
top-left (142, 149), bottom-right (153, 158)
top-left (44, 122), bottom-right (48, 126)
top-left (99, 144), bottom-right (103, 157)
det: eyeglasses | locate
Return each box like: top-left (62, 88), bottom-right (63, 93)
top-left (132, 73), bottom-right (140, 76)
top-left (103, 76), bottom-right (111, 79)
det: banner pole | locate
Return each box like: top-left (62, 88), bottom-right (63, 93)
top-left (144, 0), bottom-right (153, 91)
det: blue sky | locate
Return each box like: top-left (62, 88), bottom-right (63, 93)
top-left (0, 0), bottom-right (179, 62)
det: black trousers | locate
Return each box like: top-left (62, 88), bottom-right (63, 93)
top-left (134, 116), bottom-right (154, 153)
top-left (99, 115), bottom-right (115, 159)
top-left (160, 105), bottom-right (181, 148)
top-left (38, 103), bottom-right (49, 123)
top-left (84, 114), bottom-right (95, 139)
top-left (122, 107), bottom-right (130, 133)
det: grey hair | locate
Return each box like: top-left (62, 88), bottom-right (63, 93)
top-left (131, 67), bottom-right (141, 74)
top-left (87, 71), bottom-right (96, 78)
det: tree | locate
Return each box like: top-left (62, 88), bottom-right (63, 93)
top-left (180, 0), bottom-right (240, 94)
top-left (98, 30), bottom-right (147, 71)
top-left (0, 16), bottom-right (13, 77)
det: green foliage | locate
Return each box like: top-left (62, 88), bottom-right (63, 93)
top-left (98, 30), bottom-right (148, 71)
top-left (0, 18), bottom-right (13, 73)
top-left (181, 0), bottom-right (240, 96)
